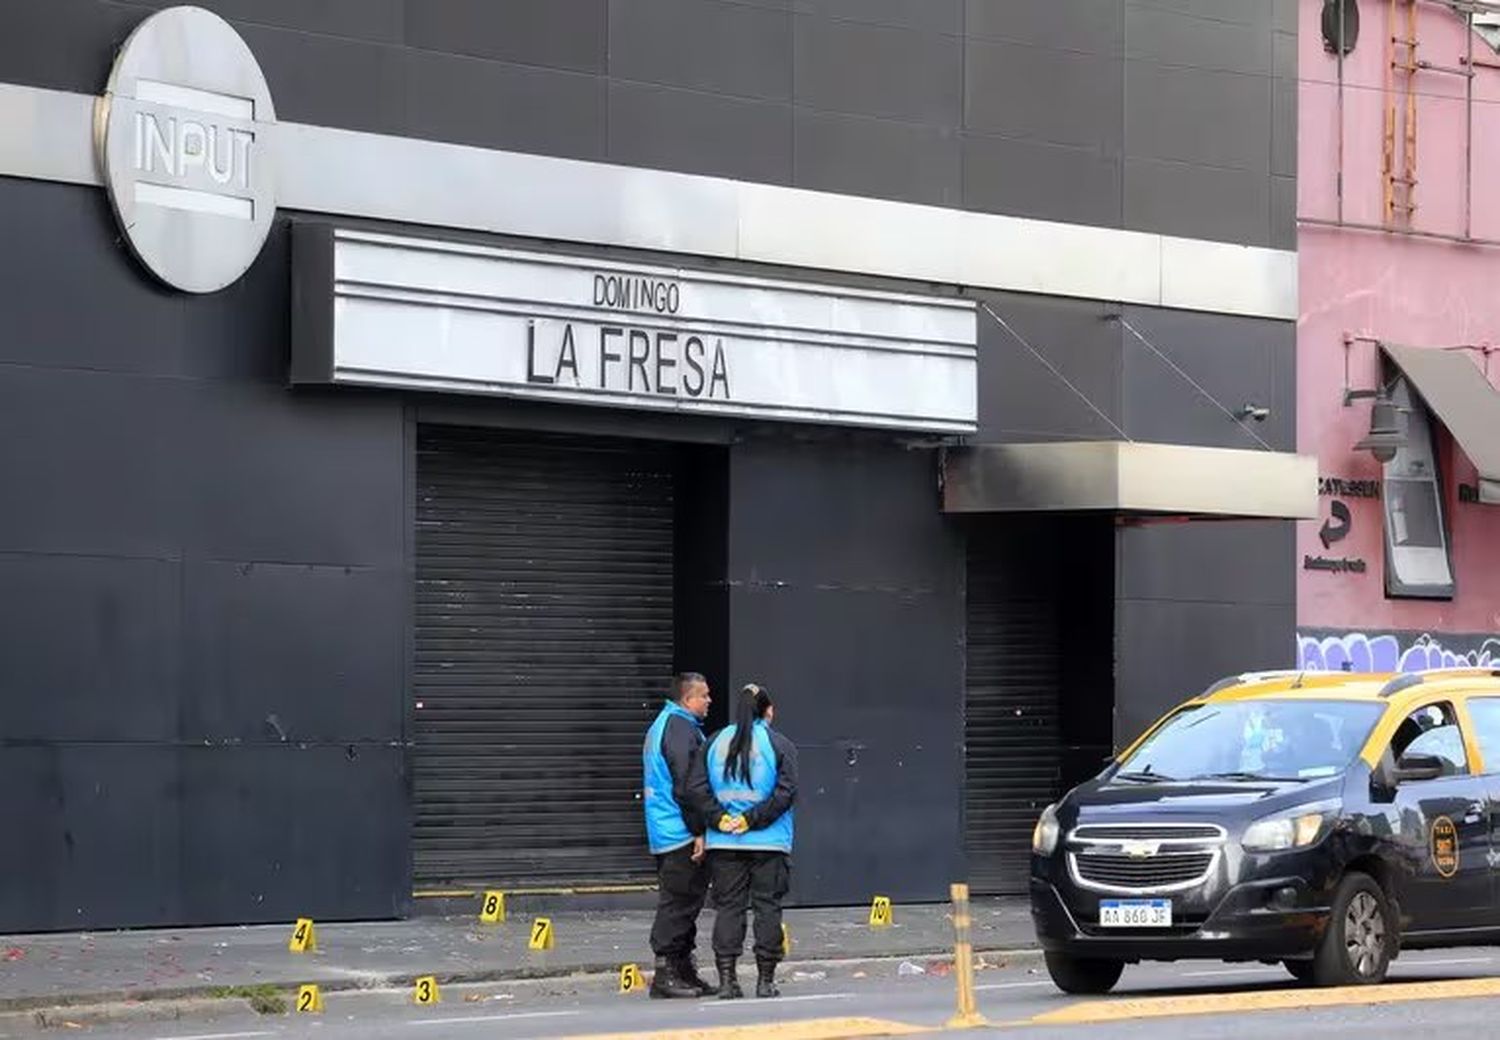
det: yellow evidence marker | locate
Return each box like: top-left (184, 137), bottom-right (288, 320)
top-left (618, 963), bottom-right (647, 993)
top-left (413, 975), bottom-right (441, 1006)
top-left (529, 916), bottom-right (555, 951)
top-left (479, 890), bottom-right (506, 924)
top-left (288, 917), bottom-right (316, 953)
top-left (295, 984), bottom-right (324, 1013)
top-left (869, 895), bottom-right (893, 927)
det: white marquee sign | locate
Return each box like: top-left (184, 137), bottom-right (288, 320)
top-left (293, 229), bottom-right (977, 434)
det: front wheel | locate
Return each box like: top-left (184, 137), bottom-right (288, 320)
top-left (1311, 872), bottom-right (1395, 986)
top-left (1043, 951), bottom-right (1125, 994)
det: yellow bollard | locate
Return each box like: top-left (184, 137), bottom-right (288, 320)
top-left (945, 883), bottom-right (989, 1029)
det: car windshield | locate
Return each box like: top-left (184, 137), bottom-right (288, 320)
top-left (1117, 699), bottom-right (1385, 782)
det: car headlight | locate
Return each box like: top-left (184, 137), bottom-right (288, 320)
top-left (1241, 802), bottom-right (1338, 852)
top-left (1032, 803), bottom-right (1060, 855)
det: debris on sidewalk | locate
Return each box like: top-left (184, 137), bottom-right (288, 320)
top-left (0, 897), bottom-right (1038, 1022)
top-left (463, 992), bottom-right (515, 1004)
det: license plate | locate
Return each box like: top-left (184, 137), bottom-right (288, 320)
top-left (1098, 899), bottom-right (1172, 928)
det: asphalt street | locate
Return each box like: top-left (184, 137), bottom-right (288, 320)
top-left (18, 947), bottom-right (1500, 1039)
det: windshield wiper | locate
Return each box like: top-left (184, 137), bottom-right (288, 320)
top-left (1114, 769), bottom-right (1177, 783)
top-left (1194, 771), bottom-right (1302, 782)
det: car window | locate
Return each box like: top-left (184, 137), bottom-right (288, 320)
top-left (1390, 701), bottom-right (1468, 777)
top-left (1117, 699), bottom-right (1385, 781)
top-left (1465, 698), bottom-right (1500, 772)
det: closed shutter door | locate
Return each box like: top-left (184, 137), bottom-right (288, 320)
top-left (413, 426), bottom-right (675, 887)
top-left (963, 537), bottom-right (1063, 895)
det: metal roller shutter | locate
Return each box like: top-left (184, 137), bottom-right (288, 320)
top-left (413, 426), bottom-right (675, 887)
top-left (963, 536), bottom-right (1064, 895)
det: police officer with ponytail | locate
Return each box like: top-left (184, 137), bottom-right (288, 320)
top-left (695, 683), bottom-right (798, 999)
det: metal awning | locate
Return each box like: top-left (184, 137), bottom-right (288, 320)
top-left (942, 441), bottom-right (1318, 520)
top-left (1383, 343), bottom-right (1500, 504)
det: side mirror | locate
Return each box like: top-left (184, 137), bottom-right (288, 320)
top-left (1393, 753), bottom-right (1445, 783)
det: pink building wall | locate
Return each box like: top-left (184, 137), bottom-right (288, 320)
top-left (1298, 0), bottom-right (1500, 668)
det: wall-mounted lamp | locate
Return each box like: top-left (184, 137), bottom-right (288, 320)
top-left (1345, 384), bottom-right (1407, 464)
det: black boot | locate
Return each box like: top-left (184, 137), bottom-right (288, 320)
top-left (649, 955), bottom-right (701, 999)
top-left (755, 956), bottom-right (780, 998)
top-left (716, 956), bottom-right (744, 999)
top-left (677, 954), bottom-right (716, 997)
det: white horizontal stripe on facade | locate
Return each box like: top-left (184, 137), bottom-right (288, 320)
top-left (0, 81), bottom-right (1296, 320)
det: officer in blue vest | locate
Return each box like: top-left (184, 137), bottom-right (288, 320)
top-left (694, 683), bottom-right (798, 999)
top-left (641, 671), bottom-right (720, 998)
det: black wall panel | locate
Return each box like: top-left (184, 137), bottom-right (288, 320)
top-left (0, 554), bottom-right (181, 744)
top-left (723, 437), bottom-right (965, 904)
top-left (0, 178), bottom-right (408, 931)
top-left (177, 745), bottom-right (409, 924)
top-left (2, 744), bottom-right (401, 930)
top-left (0, 0), bottom-right (1289, 246)
top-left (1114, 522), bottom-right (1298, 745)
top-left (0, 747), bottom-right (184, 931)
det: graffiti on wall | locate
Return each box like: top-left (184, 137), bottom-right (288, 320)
top-left (1297, 630), bottom-right (1500, 673)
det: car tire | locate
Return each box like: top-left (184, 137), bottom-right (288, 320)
top-left (1043, 951), bottom-right (1125, 995)
top-left (1282, 959), bottom-right (1316, 985)
top-left (1311, 872), bottom-right (1394, 987)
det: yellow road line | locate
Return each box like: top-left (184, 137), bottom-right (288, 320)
top-left (550, 1016), bottom-right (931, 1040)
top-left (412, 883), bottom-right (658, 898)
top-left (1031, 976), bottom-right (1500, 1025)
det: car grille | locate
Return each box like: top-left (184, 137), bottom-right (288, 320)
top-left (1072, 824), bottom-right (1223, 841)
top-left (1072, 851), bottom-right (1215, 890)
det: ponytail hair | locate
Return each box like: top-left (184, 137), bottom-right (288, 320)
top-left (723, 683), bottom-right (774, 784)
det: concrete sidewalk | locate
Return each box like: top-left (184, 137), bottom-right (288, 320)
top-left (0, 899), bottom-right (1036, 1012)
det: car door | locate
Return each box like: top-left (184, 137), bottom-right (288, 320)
top-left (1383, 700), bottom-right (1490, 934)
top-left (1458, 695), bottom-right (1500, 926)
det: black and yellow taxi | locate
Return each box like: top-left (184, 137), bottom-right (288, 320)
top-left (1030, 667), bottom-right (1500, 993)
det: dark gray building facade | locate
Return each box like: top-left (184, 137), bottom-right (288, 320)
top-left (0, 0), bottom-right (1307, 932)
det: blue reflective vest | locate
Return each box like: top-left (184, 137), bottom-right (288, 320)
top-left (704, 721), bottom-right (793, 853)
top-left (642, 700), bottom-right (701, 855)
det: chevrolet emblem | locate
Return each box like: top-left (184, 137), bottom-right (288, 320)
top-left (1120, 840), bottom-right (1160, 858)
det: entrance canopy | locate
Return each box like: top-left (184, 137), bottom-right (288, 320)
top-left (942, 441), bottom-right (1318, 520)
top-left (1383, 344), bottom-right (1500, 505)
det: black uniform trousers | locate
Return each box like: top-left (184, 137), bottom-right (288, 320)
top-left (710, 849), bottom-right (791, 961)
top-left (650, 844), bottom-right (710, 958)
